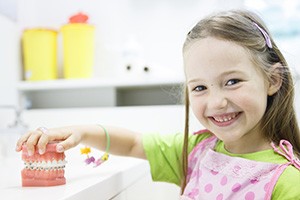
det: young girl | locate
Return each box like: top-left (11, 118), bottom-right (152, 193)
top-left (16, 10), bottom-right (300, 199)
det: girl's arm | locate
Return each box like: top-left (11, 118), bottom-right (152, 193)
top-left (15, 125), bottom-right (147, 159)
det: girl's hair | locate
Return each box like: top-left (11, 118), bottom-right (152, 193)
top-left (181, 9), bottom-right (300, 193)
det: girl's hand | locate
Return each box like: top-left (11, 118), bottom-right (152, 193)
top-left (15, 126), bottom-right (83, 155)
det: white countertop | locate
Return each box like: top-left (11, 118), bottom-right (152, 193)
top-left (0, 105), bottom-right (195, 200)
top-left (0, 147), bottom-right (149, 200)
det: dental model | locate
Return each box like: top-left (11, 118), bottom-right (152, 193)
top-left (21, 142), bottom-right (66, 186)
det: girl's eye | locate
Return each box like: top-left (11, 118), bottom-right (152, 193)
top-left (226, 79), bottom-right (240, 86)
top-left (193, 85), bottom-right (207, 92)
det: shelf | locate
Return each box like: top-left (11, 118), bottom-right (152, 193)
top-left (17, 76), bottom-right (184, 91)
top-left (17, 76), bottom-right (185, 109)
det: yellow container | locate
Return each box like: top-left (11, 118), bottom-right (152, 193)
top-left (61, 24), bottom-right (95, 79)
top-left (22, 29), bottom-right (58, 81)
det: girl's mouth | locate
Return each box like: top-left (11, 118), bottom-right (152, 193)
top-left (209, 112), bottom-right (241, 127)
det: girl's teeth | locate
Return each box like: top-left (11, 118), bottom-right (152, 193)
top-left (214, 113), bottom-right (237, 122)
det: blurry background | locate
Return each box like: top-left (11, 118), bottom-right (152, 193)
top-left (0, 0), bottom-right (299, 111)
top-left (0, 0), bottom-right (299, 199)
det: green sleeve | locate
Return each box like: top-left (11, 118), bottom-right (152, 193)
top-left (272, 165), bottom-right (300, 199)
top-left (142, 132), bottom-right (211, 186)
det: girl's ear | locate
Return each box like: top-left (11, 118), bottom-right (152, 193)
top-left (267, 63), bottom-right (283, 96)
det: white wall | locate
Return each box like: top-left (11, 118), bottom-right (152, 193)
top-left (16, 0), bottom-right (244, 78)
top-left (0, 14), bottom-right (20, 107)
top-left (0, 0), bottom-right (17, 20)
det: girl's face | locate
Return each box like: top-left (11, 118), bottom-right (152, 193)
top-left (185, 37), bottom-right (272, 153)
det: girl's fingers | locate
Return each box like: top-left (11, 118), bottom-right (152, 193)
top-left (57, 133), bottom-right (81, 152)
top-left (25, 130), bottom-right (44, 155)
top-left (36, 133), bottom-right (51, 154)
top-left (16, 126), bottom-right (79, 154)
top-left (16, 128), bottom-right (52, 154)
top-left (15, 131), bottom-right (35, 152)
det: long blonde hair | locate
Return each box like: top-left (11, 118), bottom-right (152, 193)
top-left (181, 9), bottom-right (300, 193)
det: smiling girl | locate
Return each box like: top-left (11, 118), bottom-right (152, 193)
top-left (16, 10), bottom-right (300, 199)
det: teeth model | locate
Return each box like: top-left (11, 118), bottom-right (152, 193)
top-left (21, 142), bottom-right (66, 187)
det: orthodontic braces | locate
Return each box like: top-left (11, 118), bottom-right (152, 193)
top-left (24, 160), bottom-right (66, 171)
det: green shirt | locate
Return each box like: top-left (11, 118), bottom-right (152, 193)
top-left (143, 132), bottom-right (300, 200)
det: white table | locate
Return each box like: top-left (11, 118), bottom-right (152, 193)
top-left (0, 105), bottom-right (189, 200)
top-left (0, 147), bottom-right (149, 200)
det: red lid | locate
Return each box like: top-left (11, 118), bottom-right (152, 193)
top-left (69, 12), bottom-right (89, 23)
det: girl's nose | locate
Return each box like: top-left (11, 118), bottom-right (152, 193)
top-left (207, 90), bottom-right (228, 110)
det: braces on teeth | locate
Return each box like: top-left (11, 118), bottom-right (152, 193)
top-left (21, 142), bottom-right (67, 187)
top-left (24, 160), bottom-right (67, 170)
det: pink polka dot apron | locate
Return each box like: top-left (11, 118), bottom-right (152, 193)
top-left (180, 130), bottom-right (300, 200)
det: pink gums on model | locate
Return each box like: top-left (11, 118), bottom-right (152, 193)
top-left (21, 142), bottom-right (66, 187)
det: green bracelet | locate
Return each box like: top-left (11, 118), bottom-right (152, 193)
top-left (99, 124), bottom-right (110, 153)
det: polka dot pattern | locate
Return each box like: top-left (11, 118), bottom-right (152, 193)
top-left (181, 135), bottom-right (285, 200)
top-left (245, 191), bottom-right (255, 200)
top-left (250, 178), bottom-right (259, 184)
top-left (220, 176), bottom-right (227, 186)
top-left (211, 169), bottom-right (219, 175)
top-left (187, 188), bottom-right (199, 198)
top-left (216, 193), bottom-right (223, 200)
top-left (204, 183), bottom-right (213, 193)
top-left (231, 183), bottom-right (241, 192)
